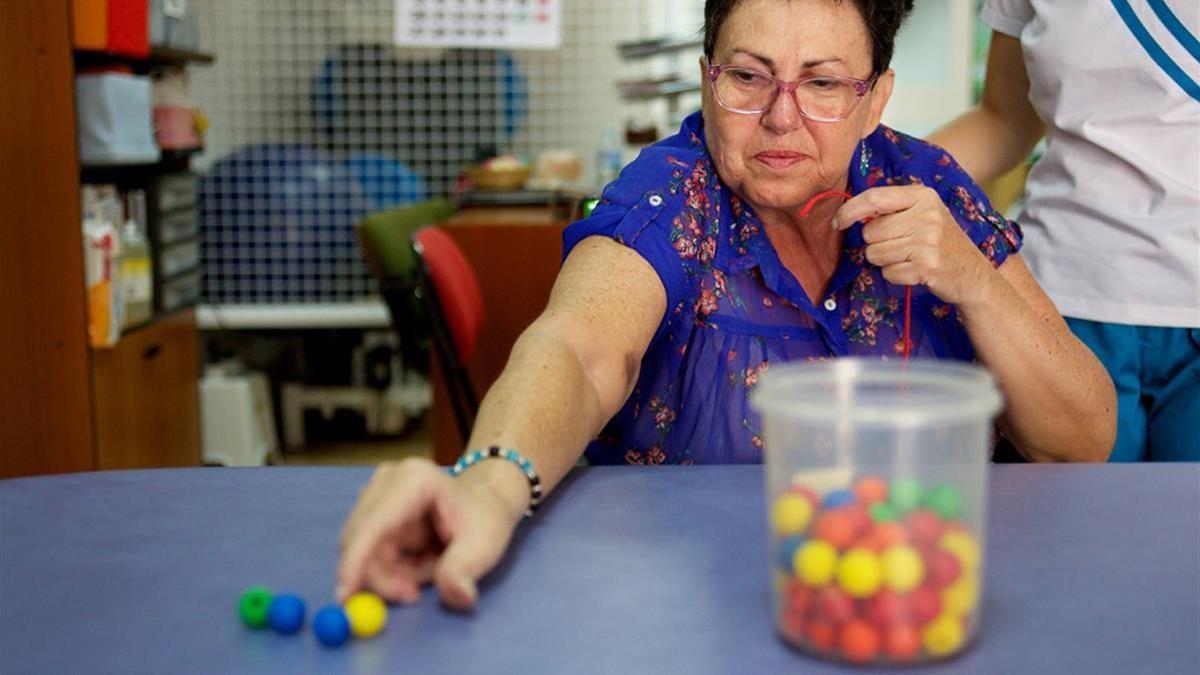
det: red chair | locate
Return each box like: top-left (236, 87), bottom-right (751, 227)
top-left (411, 226), bottom-right (484, 445)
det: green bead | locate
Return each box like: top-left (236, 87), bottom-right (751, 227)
top-left (239, 586), bottom-right (273, 629)
top-left (890, 478), bottom-right (923, 514)
top-left (870, 501), bottom-right (897, 522)
top-left (923, 484), bottom-right (963, 520)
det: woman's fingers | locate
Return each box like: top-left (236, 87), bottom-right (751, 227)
top-left (865, 236), bottom-right (918, 269)
top-left (336, 461), bottom-right (442, 602)
top-left (363, 546), bottom-right (439, 605)
top-left (832, 185), bottom-right (927, 230)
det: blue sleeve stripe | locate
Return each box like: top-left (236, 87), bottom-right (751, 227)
top-left (1148, 0), bottom-right (1200, 64)
top-left (1111, 0), bottom-right (1200, 102)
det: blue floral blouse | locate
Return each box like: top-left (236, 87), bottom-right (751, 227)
top-left (563, 112), bottom-right (1023, 465)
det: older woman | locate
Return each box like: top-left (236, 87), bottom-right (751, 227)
top-left (336, 0), bottom-right (1115, 610)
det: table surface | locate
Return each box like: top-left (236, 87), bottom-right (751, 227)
top-left (2, 465), bottom-right (1197, 674)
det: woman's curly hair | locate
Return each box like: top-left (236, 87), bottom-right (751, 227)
top-left (703, 0), bottom-right (916, 76)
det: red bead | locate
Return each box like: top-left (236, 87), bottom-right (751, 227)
top-left (839, 619), bottom-right (882, 664)
top-left (864, 589), bottom-right (910, 628)
top-left (815, 587), bottom-right (856, 625)
top-left (814, 510), bottom-right (858, 550)
top-left (905, 509), bottom-right (945, 548)
top-left (780, 608), bottom-right (806, 642)
top-left (910, 586), bottom-right (943, 625)
top-left (853, 477), bottom-right (889, 504)
top-left (807, 619), bottom-right (837, 651)
top-left (925, 548), bottom-right (963, 589)
top-left (885, 623), bottom-right (922, 662)
top-left (790, 485), bottom-right (820, 509)
top-left (844, 505), bottom-right (872, 537)
top-left (785, 580), bottom-right (814, 617)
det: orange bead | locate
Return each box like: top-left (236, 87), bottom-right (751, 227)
top-left (814, 510), bottom-right (859, 550)
top-left (885, 623), bottom-right (922, 662)
top-left (839, 619), bottom-right (882, 664)
top-left (855, 531), bottom-right (887, 554)
top-left (853, 476), bottom-right (889, 504)
top-left (875, 522), bottom-right (909, 546)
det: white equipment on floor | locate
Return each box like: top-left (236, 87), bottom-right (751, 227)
top-left (279, 371), bottom-right (430, 450)
top-left (200, 363), bottom-right (278, 466)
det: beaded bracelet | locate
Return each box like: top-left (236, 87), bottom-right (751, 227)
top-left (449, 446), bottom-right (543, 516)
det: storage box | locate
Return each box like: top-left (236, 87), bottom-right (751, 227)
top-left (76, 72), bottom-right (160, 166)
top-left (72, 0), bottom-right (150, 57)
top-left (150, 0), bottom-right (201, 51)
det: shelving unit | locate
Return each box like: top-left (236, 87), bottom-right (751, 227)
top-left (614, 35), bottom-right (703, 147)
top-left (58, 3), bottom-right (215, 475)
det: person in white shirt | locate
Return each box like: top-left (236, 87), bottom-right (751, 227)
top-left (932, 0), bottom-right (1199, 461)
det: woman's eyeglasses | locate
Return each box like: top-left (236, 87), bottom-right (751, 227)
top-left (706, 63), bottom-right (876, 122)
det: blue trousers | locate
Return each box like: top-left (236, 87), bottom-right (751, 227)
top-left (1066, 318), bottom-right (1200, 462)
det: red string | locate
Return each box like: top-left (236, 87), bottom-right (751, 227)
top-left (799, 190), bottom-right (913, 362)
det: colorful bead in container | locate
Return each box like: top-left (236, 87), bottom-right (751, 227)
top-left (772, 476), bottom-right (981, 664)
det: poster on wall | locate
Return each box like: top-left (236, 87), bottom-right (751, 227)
top-left (394, 0), bottom-right (562, 50)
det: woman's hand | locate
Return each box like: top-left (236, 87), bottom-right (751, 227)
top-left (832, 185), bottom-right (995, 309)
top-left (336, 457), bottom-right (526, 611)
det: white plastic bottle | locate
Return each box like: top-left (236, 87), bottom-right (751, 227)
top-left (596, 126), bottom-right (623, 190)
top-left (118, 192), bottom-right (153, 328)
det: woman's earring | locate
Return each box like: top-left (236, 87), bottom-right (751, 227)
top-left (859, 140), bottom-right (869, 177)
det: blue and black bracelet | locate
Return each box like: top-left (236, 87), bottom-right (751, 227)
top-left (449, 446), bottom-right (543, 516)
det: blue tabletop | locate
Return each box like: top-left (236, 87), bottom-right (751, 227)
top-left (1, 465), bottom-right (1197, 674)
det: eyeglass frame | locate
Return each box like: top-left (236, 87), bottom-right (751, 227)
top-left (705, 62), bottom-right (878, 122)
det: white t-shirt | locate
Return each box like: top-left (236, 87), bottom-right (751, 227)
top-left (983, 0), bottom-right (1200, 327)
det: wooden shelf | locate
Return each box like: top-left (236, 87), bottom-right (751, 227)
top-left (81, 149), bottom-right (201, 183)
top-left (147, 45), bottom-right (215, 65)
top-left (618, 79), bottom-right (701, 101)
top-left (74, 46), bottom-right (215, 72)
top-left (617, 37), bottom-right (704, 60)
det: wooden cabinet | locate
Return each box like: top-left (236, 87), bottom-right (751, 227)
top-left (430, 207), bottom-right (569, 464)
top-left (91, 310), bottom-right (201, 469)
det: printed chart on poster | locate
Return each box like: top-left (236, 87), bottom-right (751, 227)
top-left (394, 0), bottom-right (562, 50)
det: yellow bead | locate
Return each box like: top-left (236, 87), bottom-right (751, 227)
top-left (795, 540), bottom-right (838, 587)
top-left (941, 575), bottom-right (979, 617)
top-left (772, 494), bottom-right (813, 537)
top-left (922, 614), bottom-right (966, 656)
top-left (938, 531), bottom-right (981, 572)
top-left (836, 548), bottom-right (883, 598)
top-left (344, 592), bottom-right (388, 638)
top-left (881, 544), bottom-right (925, 593)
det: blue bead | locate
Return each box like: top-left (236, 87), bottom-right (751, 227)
top-left (777, 534), bottom-right (807, 571)
top-left (822, 489), bottom-right (855, 509)
top-left (312, 605), bottom-right (351, 648)
top-left (505, 449), bottom-right (519, 461)
top-left (267, 594), bottom-right (306, 635)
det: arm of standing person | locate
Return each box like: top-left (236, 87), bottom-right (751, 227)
top-left (336, 236), bottom-right (664, 610)
top-left (928, 33), bottom-right (1046, 183)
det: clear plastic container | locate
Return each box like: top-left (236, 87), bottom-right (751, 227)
top-left (751, 359), bottom-right (1003, 665)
